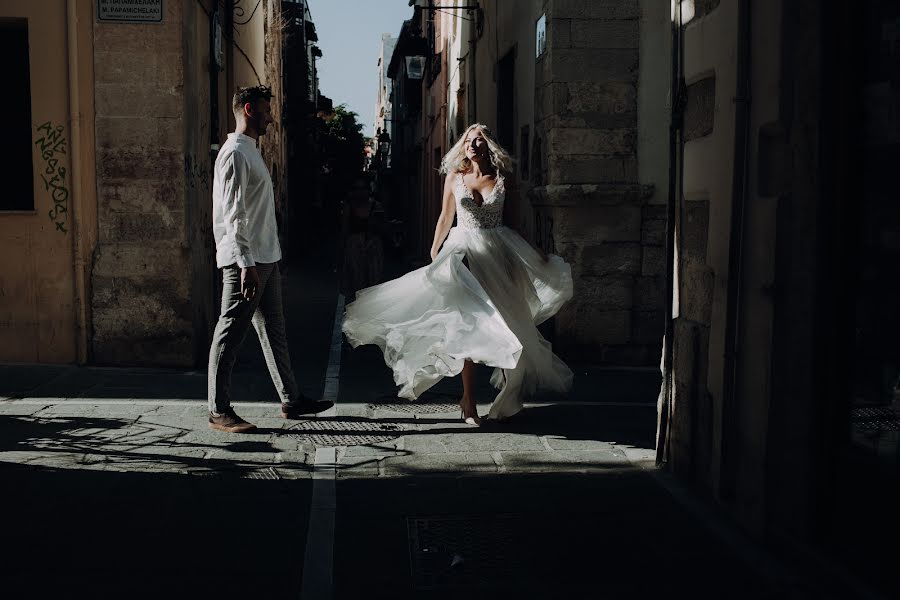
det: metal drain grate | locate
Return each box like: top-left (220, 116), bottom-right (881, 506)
top-left (188, 466), bottom-right (280, 480)
top-left (243, 466), bottom-right (280, 480)
top-left (370, 393), bottom-right (461, 415)
top-left (369, 401), bottom-right (461, 415)
top-left (851, 407), bottom-right (900, 432)
top-left (407, 515), bottom-right (534, 590)
top-left (286, 418), bottom-right (406, 446)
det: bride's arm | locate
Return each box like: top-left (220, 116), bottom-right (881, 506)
top-left (430, 174), bottom-right (458, 261)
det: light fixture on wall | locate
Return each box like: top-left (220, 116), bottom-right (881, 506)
top-left (671, 0), bottom-right (696, 26)
top-left (406, 55), bottom-right (426, 79)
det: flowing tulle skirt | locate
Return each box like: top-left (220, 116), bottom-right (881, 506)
top-left (341, 225), bottom-right (573, 419)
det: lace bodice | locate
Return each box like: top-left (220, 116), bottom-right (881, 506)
top-left (453, 173), bottom-right (505, 229)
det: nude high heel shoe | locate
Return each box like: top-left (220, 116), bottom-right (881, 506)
top-left (459, 401), bottom-right (481, 426)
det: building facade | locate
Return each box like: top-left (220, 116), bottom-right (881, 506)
top-left (658, 0), bottom-right (900, 594)
top-left (374, 33), bottom-right (397, 143)
top-left (0, 0), bottom-right (296, 368)
top-left (389, 0), bottom-right (669, 365)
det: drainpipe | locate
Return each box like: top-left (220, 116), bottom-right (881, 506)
top-left (210, 8), bottom-right (220, 152)
top-left (720, 0), bottom-right (752, 501)
top-left (67, 0), bottom-right (90, 364)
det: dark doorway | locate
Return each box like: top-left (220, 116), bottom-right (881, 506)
top-left (496, 47), bottom-right (516, 151)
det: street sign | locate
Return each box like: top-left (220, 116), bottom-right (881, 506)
top-left (535, 14), bottom-right (546, 58)
top-left (97, 0), bottom-right (163, 24)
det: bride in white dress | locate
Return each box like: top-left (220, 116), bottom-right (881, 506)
top-left (342, 124), bottom-right (573, 425)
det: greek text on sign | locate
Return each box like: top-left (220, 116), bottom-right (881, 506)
top-left (97, 0), bottom-right (163, 23)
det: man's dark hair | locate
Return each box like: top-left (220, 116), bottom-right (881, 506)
top-left (232, 85), bottom-right (272, 116)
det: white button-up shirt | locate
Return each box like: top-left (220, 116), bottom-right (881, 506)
top-left (212, 132), bottom-right (282, 268)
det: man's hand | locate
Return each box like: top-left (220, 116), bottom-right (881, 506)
top-left (241, 266), bottom-right (260, 300)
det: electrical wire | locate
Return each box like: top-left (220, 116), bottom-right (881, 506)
top-left (434, 7), bottom-right (474, 21)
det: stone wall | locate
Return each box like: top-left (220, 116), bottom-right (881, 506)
top-left (258, 0), bottom-right (288, 255)
top-left (531, 0), bottom-right (664, 365)
top-left (92, 1), bottom-right (215, 367)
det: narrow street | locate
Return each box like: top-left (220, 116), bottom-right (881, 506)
top-left (0, 249), bottom-right (823, 599)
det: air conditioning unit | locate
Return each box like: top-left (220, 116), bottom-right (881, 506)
top-left (406, 55), bottom-right (425, 80)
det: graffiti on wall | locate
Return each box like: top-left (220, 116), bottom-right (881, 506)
top-left (34, 121), bottom-right (69, 233)
top-left (184, 154), bottom-right (210, 191)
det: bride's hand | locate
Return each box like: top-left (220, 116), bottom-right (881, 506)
top-left (430, 248), bottom-right (438, 261)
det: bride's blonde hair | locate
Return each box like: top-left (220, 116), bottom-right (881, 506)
top-left (439, 123), bottom-right (513, 175)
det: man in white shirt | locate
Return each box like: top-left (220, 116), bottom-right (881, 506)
top-left (208, 85), bottom-right (332, 433)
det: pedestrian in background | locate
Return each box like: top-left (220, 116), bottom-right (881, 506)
top-left (338, 174), bottom-right (384, 301)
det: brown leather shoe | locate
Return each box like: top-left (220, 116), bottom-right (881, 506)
top-left (208, 408), bottom-right (257, 433)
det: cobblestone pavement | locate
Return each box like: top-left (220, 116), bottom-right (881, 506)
top-left (0, 259), bottom-right (835, 599)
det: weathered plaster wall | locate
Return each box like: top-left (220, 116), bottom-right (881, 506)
top-left (232, 0), bottom-right (266, 90)
top-left (670, 0), bottom-right (736, 482)
top-left (0, 0), bottom-right (81, 363)
top-left (673, 0), bottom-right (788, 534)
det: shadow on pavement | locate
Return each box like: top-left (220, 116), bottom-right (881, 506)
top-left (332, 471), bottom-right (810, 600)
top-left (0, 461), bottom-right (312, 599)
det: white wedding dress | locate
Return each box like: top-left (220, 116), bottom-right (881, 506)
top-left (341, 173), bottom-right (573, 419)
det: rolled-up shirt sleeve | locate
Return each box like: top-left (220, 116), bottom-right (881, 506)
top-left (220, 152), bottom-right (255, 268)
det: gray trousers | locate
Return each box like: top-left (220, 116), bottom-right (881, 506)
top-left (207, 262), bottom-right (299, 413)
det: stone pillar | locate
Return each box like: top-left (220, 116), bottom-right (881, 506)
top-left (91, 1), bottom-right (196, 366)
top-left (530, 0), bottom-right (661, 365)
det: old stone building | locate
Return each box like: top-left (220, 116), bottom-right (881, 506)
top-left (0, 0), bottom-right (294, 368)
top-left (373, 33), bottom-right (397, 142)
top-left (383, 2), bottom-right (900, 593)
top-left (389, 0), bottom-right (670, 365)
top-left (658, 0), bottom-right (900, 595)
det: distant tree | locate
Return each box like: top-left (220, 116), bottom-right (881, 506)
top-left (321, 105), bottom-right (366, 180)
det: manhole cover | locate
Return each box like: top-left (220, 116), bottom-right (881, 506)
top-left (852, 407), bottom-right (900, 432)
top-left (370, 393), bottom-right (461, 415)
top-left (408, 515), bottom-right (534, 590)
top-left (286, 418), bottom-right (406, 446)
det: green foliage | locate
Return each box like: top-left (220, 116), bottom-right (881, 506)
top-left (322, 105), bottom-right (366, 178)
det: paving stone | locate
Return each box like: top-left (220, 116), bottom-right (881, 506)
top-left (138, 404), bottom-right (204, 417)
top-left (175, 429), bottom-right (268, 446)
top-left (0, 365), bottom-right (73, 397)
top-left (342, 440), bottom-right (404, 457)
top-left (437, 432), bottom-right (547, 453)
top-left (541, 436), bottom-right (620, 451)
top-left (203, 449), bottom-right (279, 465)
top-left (270, 434), bottom-right (304, 452)
top-left (399, 435), bottom-right (451, 454)
top-left (275, 450), bottom-right (312, 468)
top-left (498, 450), bottom-right (632, 473)
top-left (5, 452), bottom-right (88, 469)
top-left (380, 452), bottom-right (498, 477)
top-left (336, 453), bottom-right (382, 478)
top-left (0, 402), bottom-right (50, 416)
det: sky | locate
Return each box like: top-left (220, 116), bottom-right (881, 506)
top-left (306, 0), bottom-right (414, 137)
